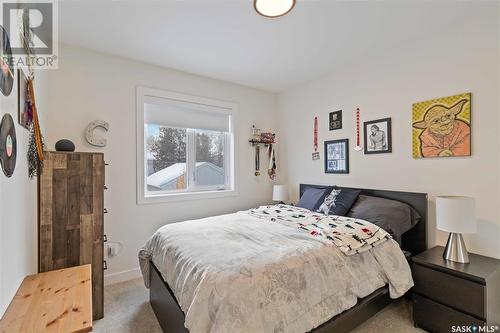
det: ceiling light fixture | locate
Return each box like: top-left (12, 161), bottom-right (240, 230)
top-left (254, 0), bottom-right (296, 18)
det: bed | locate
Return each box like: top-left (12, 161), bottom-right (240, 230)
top-left (139, 184), bottom-right (428, 333)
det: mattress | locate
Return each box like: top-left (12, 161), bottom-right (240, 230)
top-left (139, 208), bottom-right (413, 333)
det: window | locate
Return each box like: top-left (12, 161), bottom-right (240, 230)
top-left (137, 87), bottom-right (237, 204)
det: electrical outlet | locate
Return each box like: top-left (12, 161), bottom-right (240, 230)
top-left (106, 241), bottom-right (123, 258)
top-left (107, 243), bottom-right (118, 257)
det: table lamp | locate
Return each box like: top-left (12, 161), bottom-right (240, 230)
top-left (273, 185), bottom-right (289, 204)
top-left (436, 196), bottom-right (476, 263)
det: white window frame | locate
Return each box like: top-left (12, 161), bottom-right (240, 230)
top-left (136, 86), bottom-right (238, 204)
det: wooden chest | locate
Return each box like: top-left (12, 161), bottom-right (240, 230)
top-left (0, 265), bottom-right (93, 333)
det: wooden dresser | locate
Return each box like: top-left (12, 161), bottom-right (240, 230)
top-left (412, 246), bottom-right (500, 332)
top-left (38, 151), bottom-right (105, 320)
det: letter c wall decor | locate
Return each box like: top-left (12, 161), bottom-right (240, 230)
top-left (85, 120), bottom-right (109, 147)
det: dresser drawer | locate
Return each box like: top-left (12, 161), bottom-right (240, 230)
top-left (412, 263), bottom-right (485, 318)
top-left (413, 294), bottom-right (485, 333)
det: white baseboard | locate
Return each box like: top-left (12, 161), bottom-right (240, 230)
top-left (104, 267), bottom-right (142, 286)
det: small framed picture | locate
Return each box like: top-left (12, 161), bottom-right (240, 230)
top-left (364, 118), bottom-right (392, 154)
top-left (17, 69), bottom-right (31, 130)
top-left (329, 110), bottom-right (342, 130)
top-left (324, 139), bottom-right (349, 174)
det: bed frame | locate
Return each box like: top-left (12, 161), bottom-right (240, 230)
top-left (149, 184), bottom-right (428, 333)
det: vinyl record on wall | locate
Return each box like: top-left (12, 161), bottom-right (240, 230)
top-left (0, 25), bottom-right (14, 96)
top-left (0, 113), bottom-right (17, 177)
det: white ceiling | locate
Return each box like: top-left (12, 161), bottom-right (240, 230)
top-left (59, 1), bottom-right (489, 93)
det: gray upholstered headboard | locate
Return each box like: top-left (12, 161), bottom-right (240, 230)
top-left (299, 184), bottom-right (428, 256)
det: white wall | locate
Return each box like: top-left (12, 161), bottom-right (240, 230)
top-left (277, 8), bottom-right (500, 259)
top-left (45, 44), bottom-right (277, 283)
top-left (5, 6), bottom-right (497, 302)
top-left (498, 2), bottom-right (500, 248)
top-left (0, 70), bottom-right (49, 315)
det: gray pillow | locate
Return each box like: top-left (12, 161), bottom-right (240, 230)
top-left (347, 195), bottom-right (421, 244)
top-left (297, 187), bottom-right (332, 211)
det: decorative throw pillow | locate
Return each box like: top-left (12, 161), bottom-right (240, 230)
top-left (317, 189), bottom-right (341, 215)
top-left (328, 187), bottom-right (361, 216)
top-left (296, 187), bottom-right (333, 211)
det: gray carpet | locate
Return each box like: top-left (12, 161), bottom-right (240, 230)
top-left (93, 278), bottom-right (426, 333)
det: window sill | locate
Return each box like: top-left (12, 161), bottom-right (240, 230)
top-left (137, 189), bottom-right (238, 205)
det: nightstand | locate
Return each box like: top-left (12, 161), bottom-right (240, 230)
top-left (411, 246), bottom-right (500, 333)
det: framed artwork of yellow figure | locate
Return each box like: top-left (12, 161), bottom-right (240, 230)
top-left (412, 93), bottom-right (471, 158)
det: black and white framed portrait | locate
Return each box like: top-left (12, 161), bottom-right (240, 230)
top-left (324, 139), bottom-right (349, 174)
top-left (329, 110), bottom-right (342, 130)
top-left (363, 118), bottom-right (392, 154)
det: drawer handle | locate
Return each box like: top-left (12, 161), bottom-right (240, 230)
top-left (104, 260), bottom-right (108, 270)
top-left (103, 208), bottom-right (108, 214)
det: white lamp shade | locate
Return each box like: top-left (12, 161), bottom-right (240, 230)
top-left (273, 185), bottom-right (289, 202)
top-left (436, 196), bottom-right (476, 234)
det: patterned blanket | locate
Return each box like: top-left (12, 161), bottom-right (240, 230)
top-left (247, 204), bottom-right (391, 255)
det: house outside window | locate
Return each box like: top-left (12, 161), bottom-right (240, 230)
top-left (136, 87), bottom-right (237, 204)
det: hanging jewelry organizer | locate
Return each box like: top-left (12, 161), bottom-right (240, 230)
top-left (249, 125), bottom-right (276, 180)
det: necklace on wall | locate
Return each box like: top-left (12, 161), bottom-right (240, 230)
top-left (312, 116), bottom-right (320, 160)
top-left (354, 108), bottom-right (363, 151)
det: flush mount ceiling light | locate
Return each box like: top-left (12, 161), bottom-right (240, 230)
top-left (254, 0), bottom-right (296, 18)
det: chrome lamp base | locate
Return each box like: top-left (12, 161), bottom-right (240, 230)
top-left (443, 232), bottom-right (470, 263)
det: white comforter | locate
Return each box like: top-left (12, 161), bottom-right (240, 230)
top-left (139, 209), bottom-right (413, 333)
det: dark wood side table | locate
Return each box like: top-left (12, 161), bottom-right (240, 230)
top-left (411, 246), bottom-right (500, 333)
